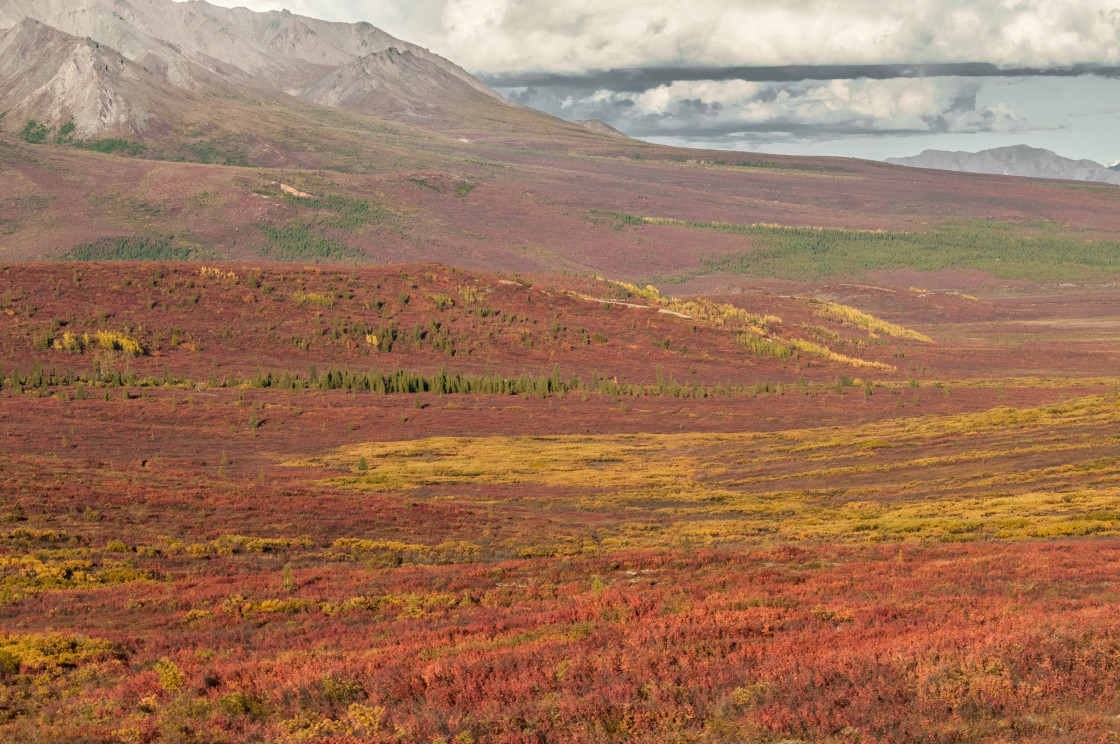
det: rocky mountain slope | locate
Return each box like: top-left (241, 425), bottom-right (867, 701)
top-left (297, 47), bottom-right (517, 130)
top-left (0, 0), bottom-right (519, 135)
top-left (886, 145), bottom-right (1120, 185)
top-left (0, 18), bottom-right (175, 136)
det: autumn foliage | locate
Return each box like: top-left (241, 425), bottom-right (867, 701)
top-left (1, 263), bottom-right (1119, 743)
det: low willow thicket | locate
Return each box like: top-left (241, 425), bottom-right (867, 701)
top-left (592, 211), bottom-right (1120, 282)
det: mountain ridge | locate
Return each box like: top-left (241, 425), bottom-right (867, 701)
top-left (886, 145), bottom-right (1120, 185)
top-left (0, 0), bottom-right (524, 136)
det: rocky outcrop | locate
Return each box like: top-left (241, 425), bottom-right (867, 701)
top-left (574, 119), bottom-right (628, 137)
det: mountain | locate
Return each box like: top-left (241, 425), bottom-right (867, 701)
top-left (574, 119), bottom-right (628, 137)
top-left (0, 18), bottom-right (152, 135)
top-left (0, 0), bottom-right (473, 88)
top-left (886, 145), bottom-right (1120, 185)
top-left (5, 2), bottom-right (1120, 290)
top-left (297, 47), bottom-right (520, 132)
top-left (0, 0), bottom-right (526, 136)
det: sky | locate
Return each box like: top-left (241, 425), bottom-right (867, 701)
top-left (202, 0), bottom-right (1120, 163)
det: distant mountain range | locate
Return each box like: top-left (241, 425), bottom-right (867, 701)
top-left (887, 146), bottom-right (1120, 185)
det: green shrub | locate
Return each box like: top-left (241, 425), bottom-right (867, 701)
top-left (738, 333), bottom-right (792, 360)
top-left (63, 236), bottom-right (210, 261)
top-left (218, 692), bottom-right (268, 721)
top-left (74, 138), bottom-right (145, 156)
top-left (260, 224), bottom-right (359, 263)
top-left (0, 649), bottom-right (20, 676)
top-left (19, 121), bottom-right (48, 144)
top-left (608, 211), bottom-right (1120, 283)
top-left (55, 122), bottom-right (76, 144)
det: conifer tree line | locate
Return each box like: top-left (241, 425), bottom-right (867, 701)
top-left (1, 362), bottom-right (786, 399)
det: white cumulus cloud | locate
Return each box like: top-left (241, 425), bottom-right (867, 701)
top-left (197, 0), bottom-right (1120, 72)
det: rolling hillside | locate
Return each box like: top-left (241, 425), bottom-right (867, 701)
top-left (3, 0), bottom-right (1120, 292)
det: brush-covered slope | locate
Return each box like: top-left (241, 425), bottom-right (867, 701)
top-left (5, 4), bottom-right (1120, 290)
top-left (8, 117), bottom-right (1120, 289)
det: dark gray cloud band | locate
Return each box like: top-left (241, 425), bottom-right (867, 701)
top-left (488, 71), bottom-right (1036, 146)
top-left (480, 63), bottom-right (1120, 93)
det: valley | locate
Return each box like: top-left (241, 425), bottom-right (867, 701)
top-left (1, 2), bottom-right (1120, 742)
top-left (0, 263), bottom-right (1118, 742)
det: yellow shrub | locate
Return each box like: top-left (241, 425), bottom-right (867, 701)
top-left (333, 537), bottom-right (429, 553)
top-left (53, 332), bottom-right (82, 352)
top-left (811, 299), bottom-right (932, 342)
top-left (95, 331), bottom-right (144, 357)
top-left (199, 266), bottom-right (238, 281)
top-left (347, 703), bottom-right (386, 733)
top-left (293, 292), bottom-right (333, 307)
top-left (789, 338), bottom-right (896, 371)
top-left (0, 633), bottom-right (118, 669)
top-left (457, 286), bottom-right (485, 304)
top-left (730, 684), bottom-right (766, 706)
top-left (155, 657), bottom-right (185, 693)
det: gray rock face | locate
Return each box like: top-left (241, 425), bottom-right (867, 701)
top-left (0, 0), bottom-right (514, 134)
top-left (0, 18), bottom-right (160, 135)
top-left (297, 47), bottom-right (507, 126)
top-left (886, 145), bottom-right (1120, 185)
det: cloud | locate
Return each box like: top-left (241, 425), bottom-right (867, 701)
top-left (199, 0), bottom-right (1120, 73)
top-left (503, 77), bottom-right (1026, 144)
top-left (428, 0), bottom-right (1120, 72)
top-left (190, 1), bottom-right (1108, 156)
top-left (480, 63), bottom-right (1120, 93)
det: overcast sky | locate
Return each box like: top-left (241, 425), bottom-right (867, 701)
top-left (203, 0), bottom-right (1120, 163)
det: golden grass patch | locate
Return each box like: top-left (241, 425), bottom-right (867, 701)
top-left (290, 396), bottom-right (1120, 549)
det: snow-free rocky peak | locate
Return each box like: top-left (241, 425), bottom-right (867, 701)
top-left (0, 0), bottom-right (515, 135)
top-left (887, 145), bottom-right (1120, 185)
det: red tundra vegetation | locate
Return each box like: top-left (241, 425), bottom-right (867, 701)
top-left (0, 262), bottom-right (1118, 743)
